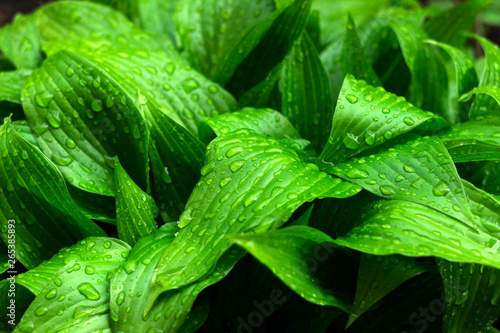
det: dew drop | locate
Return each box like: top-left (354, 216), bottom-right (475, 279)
top-left (77, 282), bottom-right (101, 300)
top-left (346, 94), bottom-right (358, 104)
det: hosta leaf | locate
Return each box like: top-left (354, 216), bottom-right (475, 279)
top-left (11, 120), bottom-right (37, 147)
top-left (173, 0), bottom-right (275, 79)
top-left (346, 254), bottom-right (429, 327)
top-left (115, 158), bottom-right (158, 246)
top-left (462, 180), bottom-right (500, 237)
top-left (460, 86), bottom-right (500, 110)
top-left (145, 103), bottom-right (206, 223)
top-left (440, 117), bottom-right (500, 162)
top-left (15, 252), bottom-right (127, 332)
top-left (0, 14), bottom-right (41, 69)
top-left (318, 74), bottom-right (440, 166)
top-left (52, 43), bottom-right (237, 135)
top-left (328, 136), bottom-right (475, 226)
top-left (0, 119), bottom-right (104, 269)
top-left (424, 0), bottom-right (492, 48)
top-left (0, 70), bottom-right (32, 104)
top-left (282, 32), bottom-right (333, 152)
top-left (438, 260), bottom-right (500, 333)
top-left (198, 107), bottom-right (300, 144)
top-left (34, 1), bottom-right (175, 55)
top-left (333, 199), bottom-right (500, 269)
top-left (14, 237), bottom-right (130, 296)
top-left (146, 130), bottom-right (361, 310)
top-left (229, 225), bottom-right (354, 311)
top-left (110, 224), bottom-right (243, 333)
top-left (340, 15), bottom-right (380, 87)
top-left (21, 50), bottom-right (150, 196)
top-left (320, 39), bottom-right (343, 101)
top-left (68, 186), bottom-right (116, 223)
top-left (424, 40), bottom-right (479, 121)
top-left (215, 0), bottom-right (311, 97)
top-left (469, 36), bottom-right (500, 119)
top-left (238, 62), bottom-right (283, 110)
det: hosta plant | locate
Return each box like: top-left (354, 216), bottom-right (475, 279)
top-left (1, 0), bottom-right (500, 332)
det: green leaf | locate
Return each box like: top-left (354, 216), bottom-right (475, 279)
top-left (327, 136), bottom-right (475, 226)
top-left (438, 260), bottom-right (500, 333)
top-left (460, 86), bottom-right (500, 110)
top-left (173, 0), bottom-right (275, 79)
top-left (34, 1), bottom-right (175, 55)
top-left (462, 180), bottom-right (500, 237)
top-left (469, 36), bottom-right (500, 119)
top-left (0, 14), bottom-right (42, 69)
top-left (146, 130), bottom-right (361, 311)
top-left (215, 0), bottom-right (311, 97)
top-left (11, 120), bottom-right (37, 147)
top-left (238, 62), bottom-right (283, 110)
top-left (21, 50), bottom-right (150, 196)
top-left (115, 158), bottom-right (158, 246)
top-left (340, 15), bottom-right (380, 87)
top-left (424, 0), bottom-right (493, 48)
top-left (15, 248), bottom-right (128, 332)
top-left (0, 70), bottom-right (32, 104)
top-left (68, 186), bottom-right (116, 224)
top-left (145, 103), bottom-right (206, 223)
top-left (0, 241), bottom-right (11, 275)
top-left (230, 225), bottom-right (354, 311)
top-left (0, 119), bottom-right (105, 269)
top-left (424, 40), bottom-right (479, 121)
top-left (333, 199), bottom-right (500, 269)
top-left (0, 282), bottom-right (34, 328)
top-left (318, 74), bottom-right (441, 166)
top-left (346, 254), bottom-right (429, 327)
top-left (440, 117), bottom-right (500, 162)
top-left (198, 107), bottom-right (300, 144)
top-left (282, 32), bottom-right (333, 152)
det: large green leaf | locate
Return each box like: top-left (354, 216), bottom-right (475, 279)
top-left (15, 247), bottom-right (128, 332)
top-left (440, 117), bottom-right (500, 163)
top-left (346, 254), bottom-right (429, 327)
top-left (33, 1), bottom-right (175, 55)
top-left (318, 75), bottom-right (440, 166)
top-left (173, 0), bottom-right (275, 79)
top-left (425, 40), bottom-right (479, 121)
top-left (21, 50), bottom-right (150, 196)
top-left (327, 136), bottom-right (475, 226)
top-left (463, 180), bottom-right (500, 237)
top-left (460, 86), bottom-right (500, 111)
top-left (198, 107), bottom-right (300, 144)
top-left (0, 14), bottom-right (41, 69)
top-left (333, 199), bottom-right (500, 269)
top-left (424, 0), bottom-right (492, 47)
top-left (145, 102), bottom-right (206, 223)
top-left (146, 130), bottom-right (361, 310)
top-left (282, 32), bottom-right (333, 152)
top-left (229, 225), bottom-right (354, 311)
top-left (438, 260), bottom-right (500, 333)
top-left (469, 36), bottom-right (500, 119)
top-left (0, 119), bottom-right (104, 269)
top-left (0, 70), bottom-right (32, 104)
top-left (215, 0), bottom-right (311, 97)
top-left (115, 158), bottom-right (158, 246)
top-left (11, 120), bottom-right (37, 147)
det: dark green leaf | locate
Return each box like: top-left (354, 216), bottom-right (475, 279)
top-left (440, 117), bottom-right (500, 162)
top-left (230, 225), bottom-right (353, 311)
top-left (198, 107), bottom-right (300, 144)
top-left (0, 70), bottom-right (32, 104)
top-left (146, 130), bottom-right (361, 311)
top-left (21, 50), bottom-right (150, 196)
top-left (0, 14), bottom-right (41, 69)
top-left (68, 186), bottom-right (116, 224)
top-left (282, 32), bottom-right (333, 152)
top-left (215, 0), bottom-right (311, 97)
top-left (0, 119), bottom-right (105, 269)
top-left (115, 158), bottom-right (158, 246)
top-left (424, 0), bottom-right (493, 48)
top-left (318, 74), bottom-right (441, 166)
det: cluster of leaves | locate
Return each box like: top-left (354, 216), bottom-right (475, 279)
top-left (0, 0), bottom-right (500, 332)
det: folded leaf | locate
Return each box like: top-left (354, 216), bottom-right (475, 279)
top-left (229, 225), bottom-right (355, 311)
top-left (462, 180), bottom-right (500, 237)
top-left (440, 117), bottom-right (500, 162)
top-left (115, 158), bottom-right (158, 246)
top-left (460, 86), bottom-right (500, 111)
top-left (318, 74), bottom-right (440, 166)
top-left (146, 130), bottom-right (361, 311)
top-left (215, 0), bottom-right (311, 97)
top-left (283, 32), bottom-right (333, 152)
top-left (198, 107), bottom-right (300, 144)
top-left (0, 119), bottom-right (104, 269)
top-left (328, 136), bottom-right (475, 226)
top-left (21, 50), bottom-right (150, 196)
top-left (0, 14), bottom-right (41, 69)
top-left (0, 70), bottom-right (32, 104)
